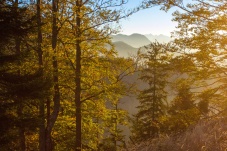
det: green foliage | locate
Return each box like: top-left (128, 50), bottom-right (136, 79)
top-left (6, 0), bottom-right (227, 150)
top-left (128, 0), bottom-right (227, 148)
top-left (131, 42), bottom-right (173, 142)
top-left (0, 1), bottom-right (51, 150)
top-left (161, 80), bottom-right (200, 133)
top-left (0, 1), bottom-right (35, 48)
top-left (171, 0), bottom-right (227, 115)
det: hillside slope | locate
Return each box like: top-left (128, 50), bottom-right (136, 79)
top-left (113, 41), bottom-right (138, 57)
top-left (111, 33), bottom-right (151, 48)
top-left (145, 34), bottom-right (172, 43)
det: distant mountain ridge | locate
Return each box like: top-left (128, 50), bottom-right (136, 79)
top-left (111, 33), bottom-right (172, 48)
top-left (111, 33), bottom-right (151, 48)
top-left (113, 41), bottom-right (138, 57)
top-left (145, 34), bottom-right (172, 43)
top-left (111, 33), bottom-right (172, 57)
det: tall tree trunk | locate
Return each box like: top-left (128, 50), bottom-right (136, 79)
top-left (17, 105), bottom-right (26, 151)
top-left (75, 0), bottom-right (82, 150)
top-left (14, 0), bottom-right (26, 150)
top-left (16, 22), bottom-right (26, 151)
top-left (152, 52), bottom-right (156, 137)
top-left (46, 97), bottom-right (51, 151)
top-left (45, 0), bottom-right (60, 150)
top-left (37, 0), bottom-right (45, 150)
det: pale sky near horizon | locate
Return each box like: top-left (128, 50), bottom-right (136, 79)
top-left (119, 1), bottom-right (178, 36)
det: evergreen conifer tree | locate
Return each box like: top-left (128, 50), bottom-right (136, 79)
top-left (0, 1), bottom-right (51, 149)
top-left (131, 42), bottom-right (172, 141)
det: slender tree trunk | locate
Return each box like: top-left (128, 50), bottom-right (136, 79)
top-left (14, 0), bottom-right (26, 150)
top-left (45, 0), bottom-right (60, 150)
top-left (37, 0), bottom-right (45, 150)
top-left (16, 23), bottom-right (26, 151)
top-left (17, 105), bottom-right (26, 151)
top-left (152, 73), bottom-right (156, 137)
top-left (46, 97), bottom-right (51, 150)
top-left (153, 63), bottom-right (156, 122)
top-left (75, 0), bottom-right (82, 150)
top-left (18, 127), bottom-right (26, 150)
top-left (114, 104), bottom-right (118, 151)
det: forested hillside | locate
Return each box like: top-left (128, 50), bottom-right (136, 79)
top-left (1, 0), bottom-right (227, 151)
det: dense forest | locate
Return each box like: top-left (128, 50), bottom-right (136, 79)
top-left (1, 0), bottom-right (227, 151)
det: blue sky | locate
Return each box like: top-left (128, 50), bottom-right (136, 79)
top-left (119, 0), bottom-right (178, 36)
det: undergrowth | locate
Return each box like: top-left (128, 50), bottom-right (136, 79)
top-left (123, 117), bottom-right (227, 151)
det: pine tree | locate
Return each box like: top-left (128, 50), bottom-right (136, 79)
top-left (131, 42), bottom-right (173, 141)
top-left (0, 1), bottom-right (51, 150)
top-left (165, 80), bottom-right (200, 133)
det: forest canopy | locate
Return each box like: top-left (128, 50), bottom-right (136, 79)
top-left (1, 0), bottom-right (227, 151)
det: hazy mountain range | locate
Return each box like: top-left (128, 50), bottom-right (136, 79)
top-left (145, 34), bottom-right (172, 43)
top-left (111, 33), bottom-right (151, 48)
top-left (111, 33), bottom-right (172, 57)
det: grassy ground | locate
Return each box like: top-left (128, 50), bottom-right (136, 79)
top-left (123, 117), bottom-right (227, 151)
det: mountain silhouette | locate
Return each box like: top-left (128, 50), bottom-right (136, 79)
top-left (111, 33), bottom-right (172, 58)
top-left (145, 34), bottom-right (172, 43)
top-left (111, 33), bottom-right (151, 48)
top-left (113, 41), bottom-right (138, 57)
